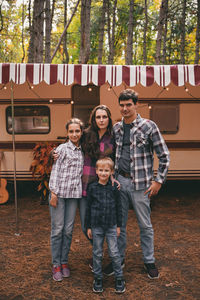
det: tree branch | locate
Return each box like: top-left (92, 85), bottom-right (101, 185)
top-left (51, 0), bottom-right (81, 62)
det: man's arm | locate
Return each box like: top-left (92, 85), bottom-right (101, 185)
top-left (151, 122), bottom-right (170, 183)
top-left (145, 122), bottom-right (170, 197)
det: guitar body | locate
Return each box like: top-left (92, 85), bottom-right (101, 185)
top-left (0, 178), bottom-right (9, 204)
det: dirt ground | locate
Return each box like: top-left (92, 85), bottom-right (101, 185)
top-left (0, 180), bottom-right (200, 300)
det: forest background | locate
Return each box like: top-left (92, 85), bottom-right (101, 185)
top-left (0, 0), bottom-right (199, 66)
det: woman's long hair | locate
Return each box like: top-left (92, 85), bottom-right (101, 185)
top-left (82, 105), bottom-right (113, 159)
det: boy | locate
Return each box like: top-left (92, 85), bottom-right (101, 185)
top-left (85, 157), bottom-right (125, 293)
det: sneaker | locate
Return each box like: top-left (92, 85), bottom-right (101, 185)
top-left (61, 264), bottom-right (70, 278)
top-left (144, 263), bottom-right (159, 279)
top-left (93, 277), bottom-right (103, 293)
top-left (103, 260), bottom-right (125, 276)
top-left (52, 265), bottom-right (63, 281)
top-left (115, 277), bottom-right (126, 293)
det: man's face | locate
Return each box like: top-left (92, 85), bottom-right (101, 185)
top-left (119, 99), bottom-right (138, 122)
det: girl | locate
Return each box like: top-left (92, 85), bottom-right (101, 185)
top-left (49, 118), bottom-right (84, 282)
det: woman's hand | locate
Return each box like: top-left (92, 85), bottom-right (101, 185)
top-left (111, 175), bottom-right (121, 190)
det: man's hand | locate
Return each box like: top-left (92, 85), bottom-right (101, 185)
top-left (50, 192), bottom-right (58, 207)
top-left (144, 181), bottom-right (161, 198)
top-left (87, 229), bottom-right (92, 239)
top-left (116, 227), bottom-right (121, 237)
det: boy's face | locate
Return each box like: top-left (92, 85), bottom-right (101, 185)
top-left (96, 163), bottom-right (113, 184)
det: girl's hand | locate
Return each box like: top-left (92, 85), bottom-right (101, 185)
top-left (116, 227), bottom-right (121, 237)
top-left (52, 149), bottom-right (59, 161)
top-left (87, 229), bottom-right (92, 239)
top-left (50, 193), bottom-right (58, 207)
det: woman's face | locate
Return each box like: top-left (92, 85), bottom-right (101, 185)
top-left (67, 123), bottom-right (82, 146)
top-left (95, 109), bottom-right (109, 131)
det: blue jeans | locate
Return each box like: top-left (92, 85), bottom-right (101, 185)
top-left (117, 174), bottom-right (155, 264)
top-left (50, 196), bottom-right (81, 265)
top-left (92, 226), bottom-right (123, 279)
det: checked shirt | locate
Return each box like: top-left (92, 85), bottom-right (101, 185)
top-left (85, 180), bottom-right (122, 229)
top-left (82, 132), bottom-right (115, 197)
top-left (113, 114), bottom-right (170, 190)
top-left (49, 140), bottom-right (84, 198)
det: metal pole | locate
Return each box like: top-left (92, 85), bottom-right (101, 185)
top-left (10, 81), bottom-right (20, 236)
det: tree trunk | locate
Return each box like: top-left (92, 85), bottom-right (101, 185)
top-left (143, 0), bottom-right (147, 65)
top-left (45, 0), bottom-right (51, 63)
top-left (98, 0), bottom-right (106, 64)
top-left (162, 0), bottom-right (168, 64)
top-left (195, 0), bottom-right (200, 64)
top-left (63, 0), bottom-right (69, 63)
top-left (79, 0), bottom-right (92, 64)
top-left (28, 0), bottom-right (45, 63)
top-left (21, 0), bottom-right (25, 63)
top-left (106, 0), bottom-right (111, 63)
top-left (180, 0), bottom-right (186, 64)
top-left (28, 0), bottom-right (34, 63)
top-left (155, 0), bottom-right (167, 64)
top-left (126, 0), bottom-right (134, 65)
top-left (0, 4), bottom-right (3, 32)
top-left (107, 0), bottom-right (117, 64)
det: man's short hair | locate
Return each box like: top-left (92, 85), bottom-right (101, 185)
top-left (96, 157), bottom-right (114, 171)
top-left (118, 89), bottom-right (138, 104)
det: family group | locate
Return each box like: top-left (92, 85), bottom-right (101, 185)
top-left (48, 89), bottom-right (170, 293)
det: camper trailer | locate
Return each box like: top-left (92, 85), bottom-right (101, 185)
top-left (0, 63), bottom-right (200, 189)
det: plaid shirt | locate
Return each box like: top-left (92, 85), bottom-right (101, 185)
top-left (85, 181), bottom-right (122, 229)
top-left (113, 114), bottom-right (170, 190)
top-left (82, 133), bottom-right (115, 197)
top-left (49, 140), bottom-right (84, 198)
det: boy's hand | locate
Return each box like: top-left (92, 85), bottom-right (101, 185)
top-left (116, 227), bottom-right (121, 237)
top-left (87, 229), bottom-right (92, 239)
top-left (50, 193), bottom-right (58, 207)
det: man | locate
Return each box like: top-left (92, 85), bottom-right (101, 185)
top-left (104, 89), bottom-right (170, 279)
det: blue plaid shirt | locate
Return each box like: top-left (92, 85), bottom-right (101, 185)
top-left (85, 180), bottom-right (122, 229)
top-left (113, 114), bottom-right (170, 190)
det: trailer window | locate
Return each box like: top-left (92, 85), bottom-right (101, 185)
top-left (150, 104), bottom-right (179, 134)
top-left (6, 106), bottom-right (50, 134)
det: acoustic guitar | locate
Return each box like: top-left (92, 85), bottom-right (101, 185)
top-left (0, 157), bottom-right (9, 204)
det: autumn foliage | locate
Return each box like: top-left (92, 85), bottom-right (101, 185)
top-left (30, 142), bottom-right (58, 203)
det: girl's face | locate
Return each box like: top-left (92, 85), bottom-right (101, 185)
top-left (95, 109), bottom-right (109, 131)
top-left (67, 123), bottom-right (82, 146)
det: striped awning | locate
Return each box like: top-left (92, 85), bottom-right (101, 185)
top-left (0, 63), bottom-right (200, 86)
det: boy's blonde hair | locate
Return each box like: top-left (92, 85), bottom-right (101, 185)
top-left (96, 157), bottom-right (114, 170)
